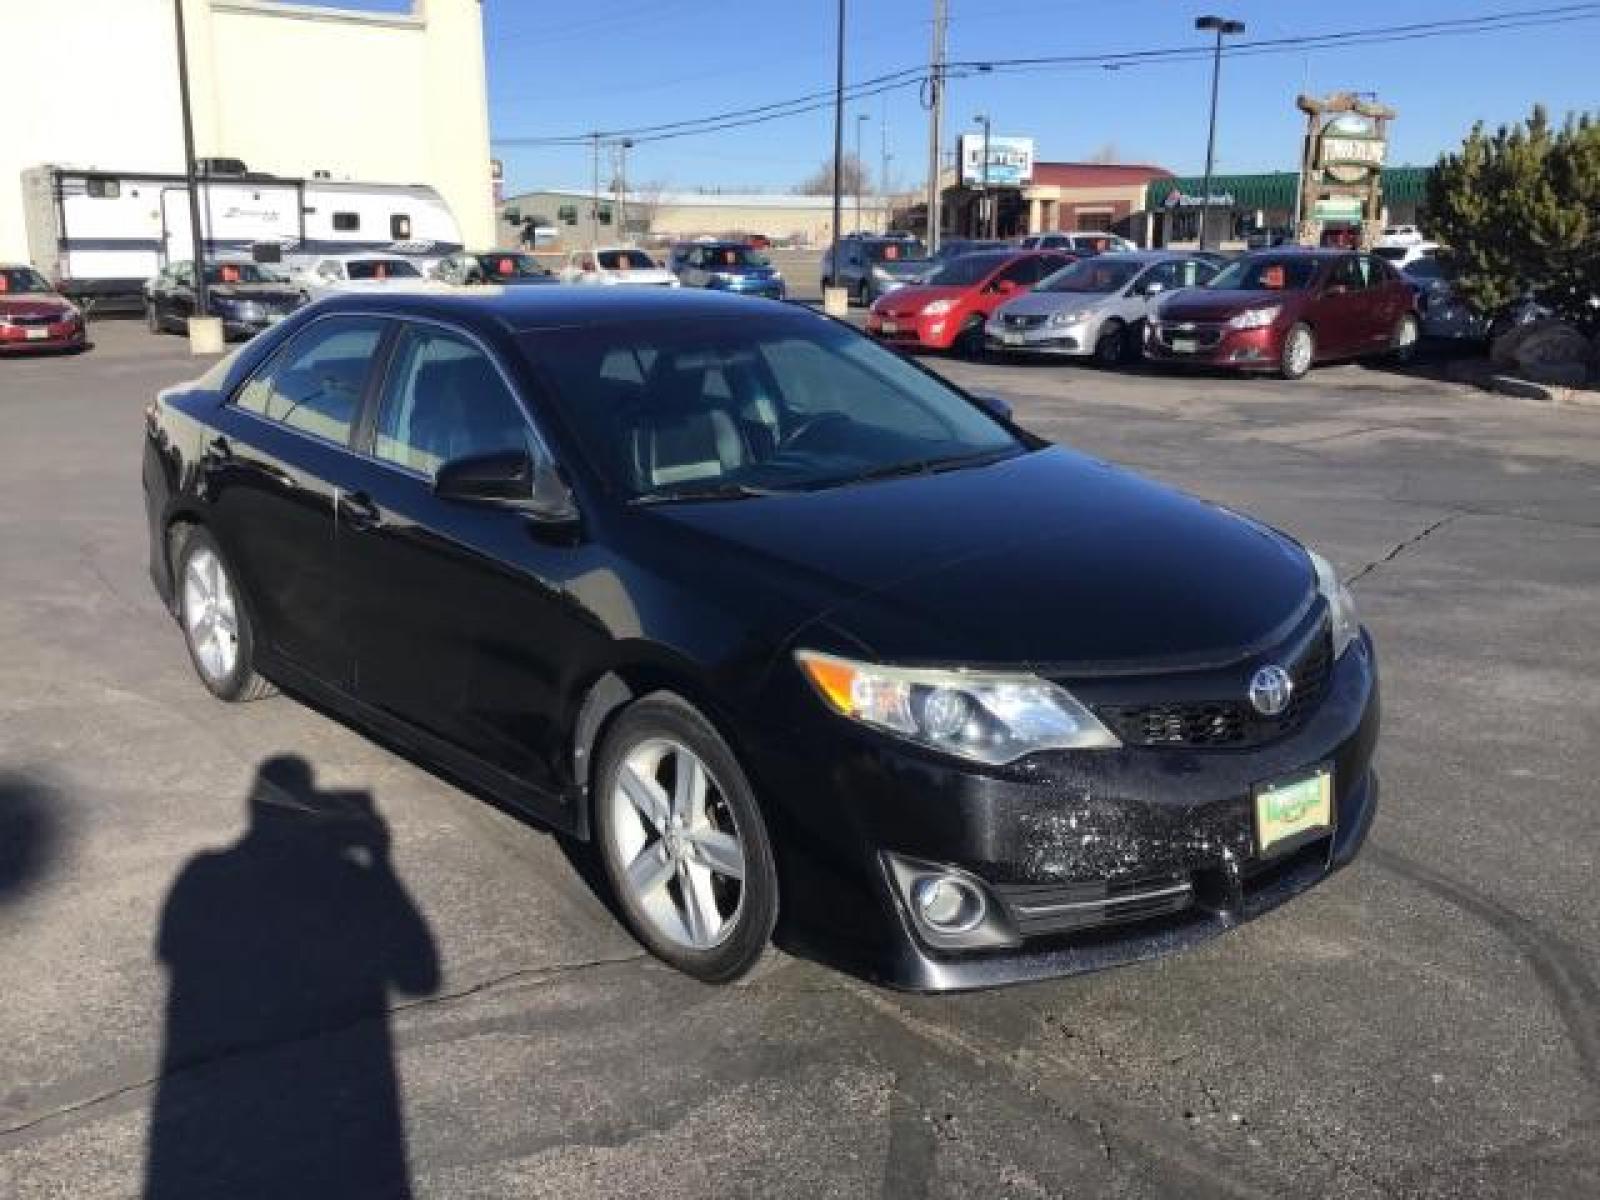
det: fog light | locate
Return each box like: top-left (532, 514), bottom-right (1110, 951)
top-left (912, 875), bottom-right (985, 932)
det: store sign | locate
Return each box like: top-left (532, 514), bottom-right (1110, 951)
top-left (1318, 114), bottom-right (1386, 183)
top-left (958, 134), bottom-right (1035, 188)
top-left (1162, 190), bottom-right (1236, 209)
top-left (1313, 196), bottom-right (1364, 220)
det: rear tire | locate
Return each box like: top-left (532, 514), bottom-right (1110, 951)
top-left (594, 694), bottom-right (778, 984)
top-left (174, 526), bottom-right (276, 702)
top-left (1279, 323), bottom-right (1315, 380)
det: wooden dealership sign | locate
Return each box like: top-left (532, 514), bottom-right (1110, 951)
top-left (1295, 92), bottom-right (1396, 249)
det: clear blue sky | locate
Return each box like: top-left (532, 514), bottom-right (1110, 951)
top-left (315, 1), bottom-right (1600, 193)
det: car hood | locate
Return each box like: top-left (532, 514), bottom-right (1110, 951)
top-left (873, 258), bottom-right (934, 280)
top-left (1157, 289), bottom-right (1300, 322)
top-left (873, 284), bottom-right (965, 314)
top-left (650, 446), bottom-right (1314, 672)
top-left (0, 296), bottom-right (73, 318)
top-left (997, 290), bottom-right (1115, 317)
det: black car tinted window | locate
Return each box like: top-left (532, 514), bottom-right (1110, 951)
top-left (233, 317), bottom-right (386, 445)
top-left (373, 327), bottom-right (532, 476)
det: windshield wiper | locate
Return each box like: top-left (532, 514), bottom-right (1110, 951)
top-left (629, 482), bottom-right (788, 506)
top-left (819, 447), bottom-right (1021, 490)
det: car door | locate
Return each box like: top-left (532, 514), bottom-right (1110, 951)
top-left (1359, 255), bottom-right (1409, 348)
top-left (336, 320), bottom-right (589, 817)
top-left (683, 246), bottom-right (706, 288)
top-left (975, 256), bottom-right (1046, 320)
top-left (202, 315), bottom-right (390, 690)
top-left (1311, 256), bottom-right (1367, 357)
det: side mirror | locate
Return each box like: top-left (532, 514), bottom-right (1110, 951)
top-left (433, 450), bottom-right (577, 523)
top-left (969, 391), bottom-right (1014, 422)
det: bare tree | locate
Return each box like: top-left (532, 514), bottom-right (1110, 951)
top-left (796, 155), bottom-right (871, 196)
top-left (1087, 141), bottom-right (1123, 164)
top-left (628, 179), bottom-right (668, 237)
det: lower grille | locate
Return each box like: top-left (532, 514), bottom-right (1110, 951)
top-left (1154, 322), bottom-right (1225, 349)
top-left (996, 873), bottom-right (1194, 937)
top-left (9, 313), bottom-right (60, 327)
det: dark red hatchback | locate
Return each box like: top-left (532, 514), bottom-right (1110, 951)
top-left (1145, 250), bottom-right (1418, 380)
top-left (0, 265), bottom-right (86, 354)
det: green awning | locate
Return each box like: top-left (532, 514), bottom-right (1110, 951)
top-left (1147, 166), bottom-right (1432, 211)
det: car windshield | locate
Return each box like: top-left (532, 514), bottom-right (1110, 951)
top-left (1372, 247), bottom-right (1408, 262)
top-left (1206, 258), bottom-right (1319, 291)
top-left (477, 253), bottom-right (549, 279)
top-left (204, 263), bottom-right (275, 285)
top-left (935, 240), bottom-right (1002, 260)
top-left (346, 259), bottom-right (421, 280)
top-left (0, 267), bottom-right (51, 294)
top-left (599, 250), bottom-right (657, 270)
top-left (1402, 256), bottom-right (1445, 280)
top-left (926, 252), bottom-right (1012, 286)
top-left (867, 240), bottom-right (927, 263)
top-left (523, 314), bottom-right (1025, 501)
top-left (704, 246), bottom-right (768, 268)
top-left (1037, 259), bottom-right (1141, 294)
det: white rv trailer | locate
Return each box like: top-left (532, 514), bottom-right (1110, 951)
top-left (21, 164), bottom-right (462, 311)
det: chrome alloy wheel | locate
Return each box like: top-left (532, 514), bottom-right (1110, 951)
top-left (607, 737), bottom-right (747, 950)
top-left (181, 546), bottom-right (240, 684)
top-left (1285, 327), bottom-right (1314, 376)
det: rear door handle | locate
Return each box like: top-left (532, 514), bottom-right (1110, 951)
top-left (335, 488), bottom-right (382, 531)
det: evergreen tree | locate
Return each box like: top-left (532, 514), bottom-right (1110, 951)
top-left (1425, 106), bottom-right (1600, 332)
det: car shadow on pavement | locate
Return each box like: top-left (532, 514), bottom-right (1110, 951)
top-left (144, 754), bottom-right (439, 1200)
top-left (0, 768), bottom-right (62, 904)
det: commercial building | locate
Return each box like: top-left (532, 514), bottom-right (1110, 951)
top-left (926, 161), bottom-right (1171, 241)
top-left (500, 189), bottom-right (893, 248)
top-left (0, 0), bottom-right (495, 264)
top-left (1145, 167), bottom-right (1432, 246)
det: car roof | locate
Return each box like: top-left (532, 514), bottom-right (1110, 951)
top-left (311, 285), bottom-right (808, 335)
top-left (319, 252), bottom-right (415, 263)
top-left (1083, 250), bottom-right (1194, 264)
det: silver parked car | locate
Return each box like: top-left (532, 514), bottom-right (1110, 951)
top-left (986, 251), bottom-right (1219, 365)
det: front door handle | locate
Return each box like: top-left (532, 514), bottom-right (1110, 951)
top-left (336, 489), bottom-right (382, 531)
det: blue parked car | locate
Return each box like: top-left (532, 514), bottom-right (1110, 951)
top-left (670, 242), bottom-right (786, 299)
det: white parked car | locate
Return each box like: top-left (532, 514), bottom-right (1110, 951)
top-left (559, 246), bottom-right (679, 287)
top-left (292, 254), bottom-right (450, 301)
top-left (1018, 231), bottom-right (1137, 255)
top-left (1372, 240), bottom-right (1441, 269)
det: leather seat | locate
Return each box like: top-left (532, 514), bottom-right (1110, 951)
top-left (627, 360), bottom-right (749, 489)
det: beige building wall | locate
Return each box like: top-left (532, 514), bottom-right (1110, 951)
top-left (1022, 183), bottom-right (1152, 234)
top-left (0, 0), bottom-right (493, 263)
top-left (503, 191), bottom-right (891, 249)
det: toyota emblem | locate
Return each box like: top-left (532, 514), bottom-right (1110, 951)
top-left (1248, 665), bottom-right (1294, 717)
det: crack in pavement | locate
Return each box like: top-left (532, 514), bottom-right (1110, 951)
top-left (1346, 514), bottom-right (1461, 585)
top-left (0, 951), bottom-right (647, 1143)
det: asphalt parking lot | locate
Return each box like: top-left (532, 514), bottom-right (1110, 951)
top-left (2, 319), bottom-right (1598, 1198)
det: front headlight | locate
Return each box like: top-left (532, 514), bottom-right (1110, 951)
top-left (795, 650), bottom-right (1121, 764)
top-left (1308, 550), bottom-right (1360, 658)
top-left (1228, 305), bottom-right (1281, 330)
top-left (922, 298), bottom-right (955, 317)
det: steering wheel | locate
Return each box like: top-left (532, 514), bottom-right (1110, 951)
top-left (777, 411), bottom-right (852, 453)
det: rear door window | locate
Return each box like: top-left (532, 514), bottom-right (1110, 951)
top-left (233, 317), bottom-right (387, 445)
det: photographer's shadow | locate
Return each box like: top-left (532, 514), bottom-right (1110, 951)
top-left (146, 755), bottom-right (439, 1199)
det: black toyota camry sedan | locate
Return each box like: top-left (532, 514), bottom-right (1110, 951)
top-left (142, 286), bottom-right (1379, 991)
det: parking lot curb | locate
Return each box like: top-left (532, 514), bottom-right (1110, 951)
top-left (1484, 373), bottom-right (1599, 409)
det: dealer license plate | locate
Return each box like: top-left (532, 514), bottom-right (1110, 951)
top-left (880, 320), bottom-right (898, 334)
top-left (1254, 767), bottom-right (1332, 857)
top-left (1171, 336), bottom-right (1198, 354)
top-left (26, 328), bottom-right (49, 340)
top-left (1003, 332), bottom-right (1023, 346)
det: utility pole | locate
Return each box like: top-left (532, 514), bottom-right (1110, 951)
top-left (974, 113), bottom-right (992, 239)
top-left (880, 107), bottom-right (892, 232)
top-left (590, 132), bottom-right (601, 248)
top-left (855, 113), bottom-right (870, 232)
top-left (1195, 15), bottom-right (1244, 250)
top-left (616, 138), bottom-right (633, 243)
top-left (172, 0), bottom-right (207, 319)
top-left (923, 0), bottom-right (948, 252)
top-left (829, 0), bottom-right (845, 285)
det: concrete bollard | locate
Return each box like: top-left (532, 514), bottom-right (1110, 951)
top-left (822, 286), bottom-right (850, 318)
top-left (187, 317), bottom-right (225, 355)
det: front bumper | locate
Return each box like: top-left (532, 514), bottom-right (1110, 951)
top-left (218, 314), bottom-right (292, 340)
top-left (866, 309), bottom-right (956, 350)
top-left (710, 279), bottom-right (787, 300)
top-left (985, 316), bottom-right (1096, 357)
top-left (0, 320), bottom-right (86, 351)
top-left (1144, 323), bottom-right (1282, 370)
top-left (751, 629), bottom-right (1380, 992)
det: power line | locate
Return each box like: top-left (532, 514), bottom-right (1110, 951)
top-left (490, 4), bottom-right (1600, 150)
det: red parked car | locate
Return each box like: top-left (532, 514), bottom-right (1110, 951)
top-left (0, 265), bottom-right (87, 354)
top-left (1144, 250), bottom-right (1420, 380)
top-left (866, 249), bottom-right (1075, 356)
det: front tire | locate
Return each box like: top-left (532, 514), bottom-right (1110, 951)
top-left (594, 694), bottom-right (778, 983)
top-left (175, 526), bottom-right (276, 702)
top-left (1389, 313), bottom-right (1420, 364)
top-left (954, 316), bottom-right (987, 360)
top-left (1094, 319), bottom-right (1128, 367)
top-left (1279, 323), bottom-right (1315, 380)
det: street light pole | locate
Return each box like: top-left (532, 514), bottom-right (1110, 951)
top-left (590, 132), bottom-right (601, 249)
top-left (923, 0), bottom-right (948, 252)
top-left (829, 0), bottom-right (845, 286)
top-left (172, 0), bottom-right (207, 319)
top-left (617, 138), bottom-right (633, 242)
top-left (855, 113), bottom-right (870, 231)
top-left (1195, 15), bottom-right (1244, 251)
top-left (974, 113), bottom-right (992, 239)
